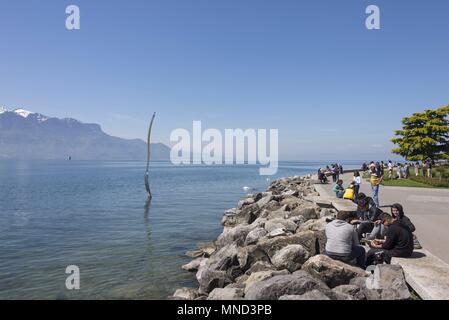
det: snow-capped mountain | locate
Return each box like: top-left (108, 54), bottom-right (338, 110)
top-left (0, 107), bottom-right (170, 160)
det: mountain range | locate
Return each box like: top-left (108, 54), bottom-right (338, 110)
top-left (0, 107), bottom-right (170, 160)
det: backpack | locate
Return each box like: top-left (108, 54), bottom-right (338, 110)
top-left (343, 187), bottom-right (355, 200)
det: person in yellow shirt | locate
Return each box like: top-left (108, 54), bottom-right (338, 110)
top-left (370, 163), bottom-right (383, 207)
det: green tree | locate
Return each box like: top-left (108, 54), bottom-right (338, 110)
top-left (391, 105), bottom-right (449, 161)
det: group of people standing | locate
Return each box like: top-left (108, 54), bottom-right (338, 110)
top-left (362, 159), bottom-right (435, 180)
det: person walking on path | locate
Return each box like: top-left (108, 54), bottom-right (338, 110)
top-left (331, 165), bottom-right (338, 182)
top-left (353, 171), bottom-right (361, 202)
top-left (370, 163), bottom-right (383, 207)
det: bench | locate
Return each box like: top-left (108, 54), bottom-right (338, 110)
top-left (391, 249), bottom-right (449, 300)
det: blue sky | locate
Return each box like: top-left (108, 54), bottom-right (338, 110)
top-left (1, 0), bottom-right (448, 160)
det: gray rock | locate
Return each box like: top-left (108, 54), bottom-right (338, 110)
top-left (256, 195), bottom-right (274, 208)
top-left (297, 217), bottom-right (327, 233)
top-left (279, 290), bottom-right (331, 300)
top-left (182, 257), bottom-right (205, 272)
top-left (320, 208), bottom-right (336, 218)
top-left (238, 197), bottom-right (255, 209)
top-left (350, 276), bottom-right (369, 288)
top-left (271, 245), bottom-right (309, 272)
top-left (365, 265), bottom-right (410, 300)
top-left (261, 205), bottom-right (290, 220)
top-left (216, 225), bottom-right (252, 248)
top-left (185, 249), bottom-right (205, 258)
top-left (332, 285), bottom-right (366, 300)
top-left (267, 228), bottom-right (287, 238)
top-left (290, 206), bottom-right (319, 220)
top-left (207, 288), bottom-right (244, 300)
top-left (255, 230), bottom-right (319, 258)
top-left (280, 196), bottom-right (302, 209)
top-left (245, 261), bottom-right (275, 275)
top-left (245, 227), bottom-right (268, 245)
top-left (222, 204), bottom-right (260, 228)
top-left (173, 287), bottom-right (199, 300)
top-left (245, 270), bottom-right (329, 300)
top-left (281, 190), bottom-right (299, 197)
top-left (302, 254), bottom-right (368, 288)
top-left (264, 200), bottom-right (281, 211)
top-left (196, 268), bottom-right (233, 294)
top-left (264, 218), bottom-right (298, 233)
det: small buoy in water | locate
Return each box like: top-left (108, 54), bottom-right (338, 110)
top-left (243, 186), bottom-right (253, 192)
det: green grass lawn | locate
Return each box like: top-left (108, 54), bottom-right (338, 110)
top-left (363, 165), bottom-right (449, 188)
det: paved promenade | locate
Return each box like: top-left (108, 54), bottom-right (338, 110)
top-left (315, 173), bottom-right (449, 263)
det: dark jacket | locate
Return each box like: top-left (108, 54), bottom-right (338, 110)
top-left (382, 221), bottom-right (414, 258)
top-left (397, 215), bottom-right (416, 233)
top-left (391, 203), bottom-right (416, 233)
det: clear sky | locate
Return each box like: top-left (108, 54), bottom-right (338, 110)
top-left (1, 0), bottom-right (448, 160)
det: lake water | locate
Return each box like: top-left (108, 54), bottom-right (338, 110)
top-left (0, 160), bottom-right (361, 299)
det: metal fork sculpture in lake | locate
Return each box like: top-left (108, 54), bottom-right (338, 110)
top-left (144, 112), bottom-right (156, 200)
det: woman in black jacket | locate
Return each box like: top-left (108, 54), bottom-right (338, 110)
top-left (391, 203), bottom-right (415, 232)
top-left (391, 203), bottom-right (422, 249)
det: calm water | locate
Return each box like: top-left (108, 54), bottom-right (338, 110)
top-left (0, 160), bottom-right (361, 299)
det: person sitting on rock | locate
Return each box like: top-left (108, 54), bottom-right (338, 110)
top-left (332, 179), bottom-right (345, 198)
top-left (354, 194), bottom-right (384, 241)
top-left (325, 210), bottom-right (366, 269)
top-left (366, 213), bottom-right (414, 266)
top-left (390, 203), bottom-right (421, 249)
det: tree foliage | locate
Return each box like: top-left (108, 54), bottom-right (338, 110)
top-left (391, 105), bottom-right (449, 161)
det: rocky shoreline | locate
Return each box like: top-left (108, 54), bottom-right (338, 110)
top-left (171, 175), bottom-right (413, 300)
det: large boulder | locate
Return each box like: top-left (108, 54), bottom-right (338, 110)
top-left (279, 290), bottom-right (331, 300)
top-left (245, 270), bottom-right (329, 300)
top-left (222, 204), bottom-right (260, 228)
top-left (245, 261), bottom-right (275, 275)
top-left (320, 208), bottom-right (337, 218)
top-left (264, 218), bottom-right (298, 233)
top-left (245, 228), bottom-right (268, 245)
top-left (238, 197), bottom-right (255, 209)
top-left (200, 243), bottom-right (251, 280)
top-left (256, 194), bottom-right (274, 208)
top-left (302, 255), bottom-right (368, 288)
top-left (290, 206), bottom-right (319, 220)
top-left (207, 288), bottom-right (244, 300)
top-left (332, 285), bottom-right (367, 300)
top-left (216, 225), bottom-right (252, 248)
top-left (182, 257), bottom-right (205, 272)
top-left (280, 196), bottom-right (303, 210)
top-left (255, 230), bottom-right (320, 258)
top-left (365, 265), bottom-right (410, 300)
top-left (172, 287), bottom-right (199, 300)
top-left (244, 271), bottom-right (275, 294)
top-left (271, 245), bottom-right (310, 272)
top-left (261, 205), bottom-right (290, 220)
top-left (297, 217), bottom-right (328, 233)
top-left (264, 200), bottom-right (281, 211)
top-left (196, 268), bottom-right (233, 294)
